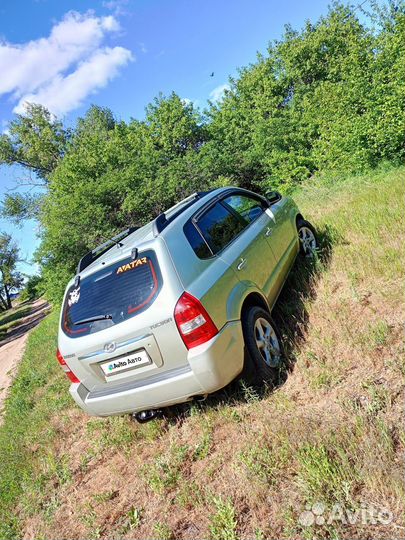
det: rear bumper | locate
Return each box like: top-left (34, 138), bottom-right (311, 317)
top-left (69, 320), bottom-right (244, 416)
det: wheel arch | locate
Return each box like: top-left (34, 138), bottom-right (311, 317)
top-left (295, 213), bottom-right (304, 228)
top-left (226, 281), bottom-right (271, 322)
top-left (240, 291), bottom-right (270, 320)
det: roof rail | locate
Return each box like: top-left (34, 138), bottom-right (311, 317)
top-left (76, 226), bottom-right (139, 274)
top-left (164, 192), bottom-right (202, 216)
top-left (152, 191), bottom-right (210, 237)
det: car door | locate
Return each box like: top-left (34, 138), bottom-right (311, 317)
top-left (194, 193), bottom-right (276, 293)
top-left (263, 197), bottom-right (297, 262)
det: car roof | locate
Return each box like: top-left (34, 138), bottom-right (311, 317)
top-left (71, 186), bottom-right (253, 284)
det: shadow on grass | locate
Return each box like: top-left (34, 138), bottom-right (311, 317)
top-left (160, 224), bottom-right (337, 424)
top-left (0, 306), bottom-right (32, 328)
top-left (272, 223), bottom-right (337, 377)
top-left (0, 301), bottom-right (51, 346)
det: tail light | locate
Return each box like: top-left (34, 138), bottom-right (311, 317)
top-left (56, 348), bottom-right (80, 383)
top-left (174, 292), bottom-right (218, 349)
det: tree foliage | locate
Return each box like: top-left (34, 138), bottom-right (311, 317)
top-left (1, 2), bottom-right (405, 301)
top-left (19, 274), bottom-right (45, 303)
top-left (0, 234), bottom-right (23, 310)
top-left (0, 103), bottom-right (68, 179)
top-left (0, 103), bottom-right (69, 222)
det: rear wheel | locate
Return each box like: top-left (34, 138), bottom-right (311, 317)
top-left (297, 218), bottom-right (318, 257)
top-left (241, 306), bottom-right (282, 387)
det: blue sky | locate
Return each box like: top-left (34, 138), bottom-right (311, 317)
top-left (0, 0), bottom-right (341, 275)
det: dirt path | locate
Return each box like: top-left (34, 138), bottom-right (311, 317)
top-left (0, 299), bottom-right (50, 418)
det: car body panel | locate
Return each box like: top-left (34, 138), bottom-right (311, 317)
top-left (218, 211), bottom-right (277, 293)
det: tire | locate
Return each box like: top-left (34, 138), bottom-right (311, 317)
top-left (297, 218), bottom-right (318, 257)
top-left (241, 306), bottom-right (282, 387)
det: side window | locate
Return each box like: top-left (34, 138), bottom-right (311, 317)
top-left (183, 221), bottom-right (212, 259)
top-left (196, 202), bottom-right (245, 255)
top-left (222, 194), bottom-right (266, 224)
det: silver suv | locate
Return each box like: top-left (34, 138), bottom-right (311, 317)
top-left (57, 187), bottom-right (317, 420)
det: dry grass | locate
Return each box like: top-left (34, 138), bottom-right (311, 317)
top-left (1, 166), bottom-right (404, 539)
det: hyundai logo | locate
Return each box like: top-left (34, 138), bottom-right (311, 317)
top-left (104, 342), bottom-right (116, 353)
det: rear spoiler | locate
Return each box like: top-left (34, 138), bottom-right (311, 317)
top-left (76, 227), bottom-right (139, 274)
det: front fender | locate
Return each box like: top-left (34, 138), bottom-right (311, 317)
top-left (286, 196), bottom-right (302, 225)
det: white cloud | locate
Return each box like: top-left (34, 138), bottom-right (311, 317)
top-left (14, 47), bottom-right (133, 117)
top-left (0, 11), bottom-right (133, 116)
top-left (209, 83), bottom-right (230, 103)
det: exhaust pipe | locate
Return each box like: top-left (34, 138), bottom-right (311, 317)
top-left (132, 409), bottom-right (162, 423)
top-left (193, 394), bottom-right (208, 402)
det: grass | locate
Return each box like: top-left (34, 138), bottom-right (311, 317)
top-left (209, 496), bottom-right (238, 540)
top-left (0, 310), bottom-right (70, 538)
top-left (143, 443), bottom-right (189, 494)
top-left (239, 434), bottom-right (292, 485)
top-left (0, 302), bottom-right (35, 340)
top-left (296, 439), bottom-right (358, 504)
top-left (0, 303), bottom-right (32, 327)
top-left (0, 165), bottom-right (404, 539)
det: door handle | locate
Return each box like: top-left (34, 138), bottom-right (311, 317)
top-left (237, 258), bottom-right (247, 271)
top-left (265, 227), bottom-right (273, 237)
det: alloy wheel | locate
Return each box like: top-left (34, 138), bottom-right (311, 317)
top-left (298, 226), bottom-right (317, 256)
top-left (254, 317), bottom-right (281, 368)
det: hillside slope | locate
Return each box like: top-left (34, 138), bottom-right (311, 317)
top-left (0, 167), bottom-right (404, 539)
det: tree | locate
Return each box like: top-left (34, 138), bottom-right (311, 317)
top-left (36, 97), bottom-right (214, 301)
top-left (0, 103), bottom-right (70, 222)
top-left (0, 234), bottom-right (24, 310)
top-left (145, 92), bottom-right (206, 157)
top-left (19, 274), bottom-right (44, 302)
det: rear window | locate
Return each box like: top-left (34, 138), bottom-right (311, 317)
top-left (62, 250), bottom-right (162, 338)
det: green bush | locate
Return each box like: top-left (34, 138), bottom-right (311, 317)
top-left (19, 275), bottom-right (45, 302)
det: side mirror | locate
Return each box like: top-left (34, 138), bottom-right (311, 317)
top-left (265, 190), bottom-right (282, 205)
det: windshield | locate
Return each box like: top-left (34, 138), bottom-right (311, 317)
top-left (62, 250), bottom-right (162, 338)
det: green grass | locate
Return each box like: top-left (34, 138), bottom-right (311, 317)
top-left (0, 166), bottom-right (404, 539)
top-left (239, 436), bottom-right (291, 485)
top-left (153, 521), bottom-right (173, 540)
top-left (209, 496), bottom-right (238, 540)
top-left (293, 164), bottom-right (405, 283)
top-left (0, 304), bottom-right (32, 327)
top-left (296, 439), bottom-right (358, 505)
top-left (143, 443), bottom-right (189, 494)
top-left (0, 310), bottom-right (69, 538)
top-left (0, 303), bottom-right (35, 340)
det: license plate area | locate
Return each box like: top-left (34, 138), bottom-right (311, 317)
top-left (100, 349), bottom-right (152, 376)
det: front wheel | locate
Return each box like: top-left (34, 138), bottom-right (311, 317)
top-left (241, 306), bottom-right (282, 388)
top-left (297, 218), bottom-right (318, 257)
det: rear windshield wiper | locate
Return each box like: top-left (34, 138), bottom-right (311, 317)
top-left (73, 314), bottom-right (113, 326)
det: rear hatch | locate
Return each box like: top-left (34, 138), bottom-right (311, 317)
top-left (58, 241), bottom-right (188, 394)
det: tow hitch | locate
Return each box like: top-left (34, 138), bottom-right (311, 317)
top-left (132, 409), bottom-right (162, 423)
